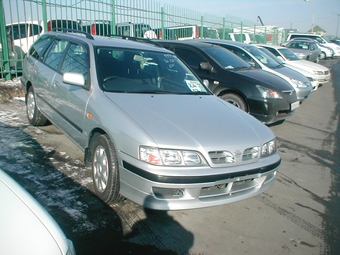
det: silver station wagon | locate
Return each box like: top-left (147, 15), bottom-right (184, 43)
top-left (21, 30), bottom-right (280, 210)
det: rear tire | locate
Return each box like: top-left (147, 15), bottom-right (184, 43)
top-left (92, 134), bottom-right (124, 204)
top-left (220, 93), bottom-right (247, 112)
top-left (26, 86), bottom-right (48, 126)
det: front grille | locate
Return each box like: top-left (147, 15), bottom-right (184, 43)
top-left (209, 151), bottom-right (235, 164)
top-left (209, 146), bottom-right (260, 165)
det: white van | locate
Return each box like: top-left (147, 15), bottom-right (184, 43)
top-left (228, 33), bottom-right (255, 44)
top-left (6, 20), bottom-right (82, 53)
top-left (286, 33), bottom-right (340, 57)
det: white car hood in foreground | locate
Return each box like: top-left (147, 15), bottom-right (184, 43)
top-left (106, 93), bottom-right (274, 152)
top-left (0, 170), bottom-right (75, 255)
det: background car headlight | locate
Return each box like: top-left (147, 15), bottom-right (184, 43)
top-left (261, 139), bottom-right (277, 157)
top-left (295, 52), bottom-right (306, 59)
top-left (140, 146), bottom-right (207, 166)
top-left (290, 78), bottom-right (308, 88)
top-left (306, 76), bottom-right (316, 83)
top-left (256, 85), bottom-right (283, 99)
top-left (313, 70), bottom-right (324, 75)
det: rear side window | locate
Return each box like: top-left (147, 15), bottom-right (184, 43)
top-left (30, 24), bottom-right (43, 36)
top-left (48, 20), bottom-right (82, 31)
top-left (7, 24), bottom-right (28, 40)
top-left (29, 35), bottom-right (53, 59)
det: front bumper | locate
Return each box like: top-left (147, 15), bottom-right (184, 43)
top-left (296, 85), bottom-right (312, 101)
top-left (247, 97), bottom-right (298, 124)
top-left (316, 73), bottom-right (331, 84)
top-left (118, 153), bottom-right (281, 210)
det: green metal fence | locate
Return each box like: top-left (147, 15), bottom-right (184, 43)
top-left (0, 0), bottom-right (287, 80)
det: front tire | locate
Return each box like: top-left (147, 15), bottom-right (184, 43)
top-left (220, 93), bottom-right (247, 112)
top-left (319, 52), bottom-right (326, 60)
top-left (26, 86), bottom-right (48, 126)
top-left (92, 134), bottom-right (124, 204)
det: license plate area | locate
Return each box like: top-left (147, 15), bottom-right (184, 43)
top-left (291, 101), bottom-right (300, 111)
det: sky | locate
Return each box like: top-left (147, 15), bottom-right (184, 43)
top-left (157, 0), bottom-right (340, 37)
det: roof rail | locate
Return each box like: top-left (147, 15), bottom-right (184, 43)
top-left (108, 35), bottom-right (163, 48)
top-left (52, 28), bottom-right (94, 40)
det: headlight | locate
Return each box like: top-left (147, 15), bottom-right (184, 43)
top-left (306, 76), bottom-right (316, 82)
top-left (313, 70), bottom-right (323, 75)
top-left (290, 78), bottom-right (307, 88)
top-left (256, 85), bottom-right (283, 99)
top-left (295, 52), bottom-right (306, 59)
top-left (139, 146), bottom-right (207, 166)
top-left (261, 139), bottom-right (277, 158)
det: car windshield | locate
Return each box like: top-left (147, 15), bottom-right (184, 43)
top-left (204, 46), bottom-right (252, 70)
top-left (96, 48), bottom-right (210, 94)
top-left (259, 47), bottom-right (285, 65)
top-left (244, 45), bottom-right (281, 68)
top-left (279, 48), bottom-right (303, 61)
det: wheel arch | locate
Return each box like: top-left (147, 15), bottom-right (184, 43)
top-left (216, 88), bottom-right (249, 112)
top-left (85, 128), bottom-right (107, 167)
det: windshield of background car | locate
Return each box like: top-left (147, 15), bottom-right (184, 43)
top-left (203, 46), bottom-right (252, 70)
top-left (259, 47), bottom-right (285, 65)
top-left (278, 48), bottom-right (302, 61)
top-left (96, 48), bottom-right (210, 94)
top-left (244, 45), bottom-right (281, 68)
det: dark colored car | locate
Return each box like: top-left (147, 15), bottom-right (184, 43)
top-left (155, 40), bottom-right (299, 125)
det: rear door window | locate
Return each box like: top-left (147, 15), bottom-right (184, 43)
top-left (44, 39), bottom-right (69, 70)
top-left (61, 43), bottom-right (89, 83)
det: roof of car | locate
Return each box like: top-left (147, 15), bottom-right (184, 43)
top-left (155, 39), bottom-right (216, 48)
top-left (257, 44), bottom-right (285, 49)
top-left (46, 30), bottom-right (171, 53)
top-left (196, 39), bottom-right (256, 49)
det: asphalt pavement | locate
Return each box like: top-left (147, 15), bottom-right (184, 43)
top-left (0, 58), bottom-right (339, 255)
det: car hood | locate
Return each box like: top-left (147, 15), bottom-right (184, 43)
top-left (236, 69), bottom-right (294, 91)
top-left (0, 169), bottom-right (74, 254)
top-left (283, 62), bottom-right (315, 78)
top-left (105, 93), bottom-right (275, 152)
top-left (271, 65), bottom-right (309, 83)
top-left (288, 59), bottom-right (329, 72)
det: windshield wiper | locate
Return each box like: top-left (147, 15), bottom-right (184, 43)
top-left (232, 66), bottom-right (252, 71)
top-left (137, 89), bottom-right (177, 94)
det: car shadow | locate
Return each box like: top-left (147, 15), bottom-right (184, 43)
top-left (0, 113), bottom-right (193, 255)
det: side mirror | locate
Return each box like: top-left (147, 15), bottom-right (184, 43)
top-left (63, 72), bottom-right (85, 86)
top-left (202, 79), bottom-right (210, 87)
top-left (200, 62), bottom-right (215, 73)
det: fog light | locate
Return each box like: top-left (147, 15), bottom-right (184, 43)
top-left (153, 187), bottom-right (185, 199)
top-left (173, 189), bottom-right (185, 197)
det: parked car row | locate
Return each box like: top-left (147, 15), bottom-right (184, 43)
top-left (13, 28), bottom-right (336, 253)
top-left (282, 33), bottom-right (340, 63)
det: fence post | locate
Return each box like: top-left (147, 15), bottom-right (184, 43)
top-left (222, 17), bottom-right (226, 40)
top-left (161, 7), bottom-right (165, 39)
top-left (200, 15), bottom-right (204, 38)
top-left (111, 0), bottom-right (116, 35)
top-left (0, 0), bottom-right (11, 80)
top-left (41, 0), bottom-right (47, 31)
top-left (240, 21), bottom-right (243, 42)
